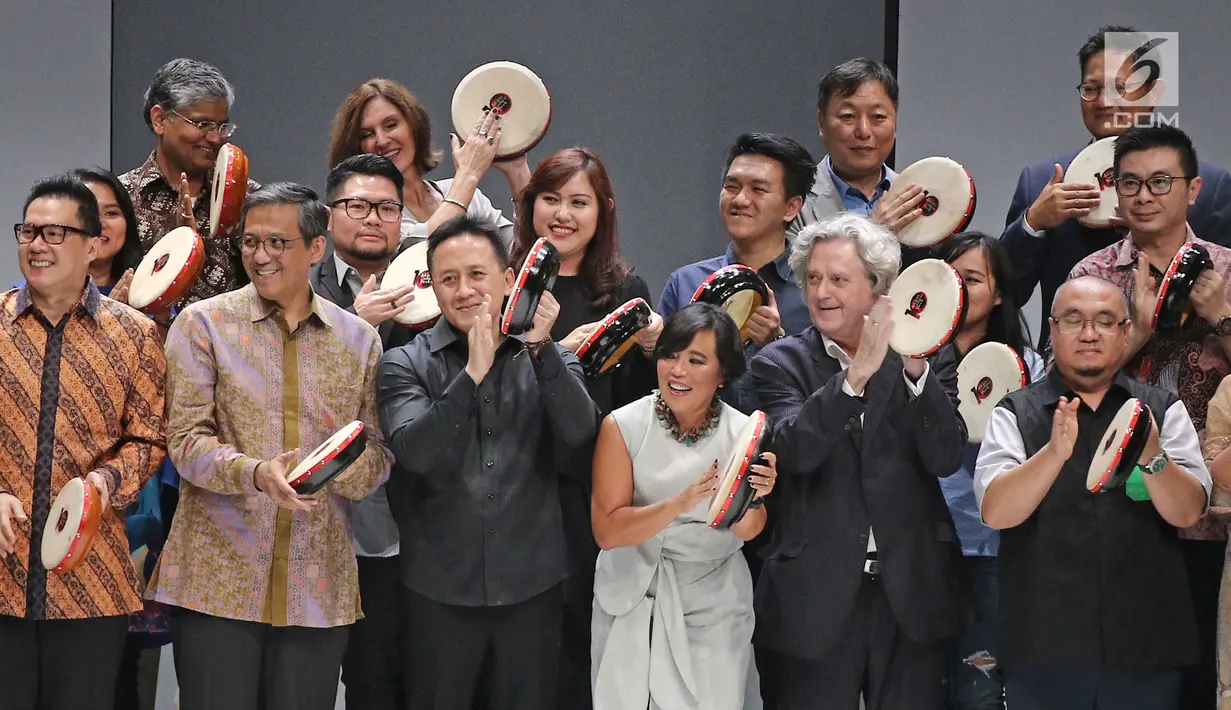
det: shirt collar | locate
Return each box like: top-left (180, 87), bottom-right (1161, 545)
top-left (132, 149), bottom-right (216, 196)
top-left (332, 250), bottom-right (358, 289)
top-left (1112, 224), bottom-right (1201, 269)
top-left (245, 283), bottom-right (335, 329)
top-left (819, 332), bottom-right (854, 368)
top-left (423, 313), bottom-right (526, 354)
top-left (11, 278), bottom-right (101, 325)
top-left (722, 243), bottom-right (795, 283)
top-left (824, 155), bottom-right (891, 199)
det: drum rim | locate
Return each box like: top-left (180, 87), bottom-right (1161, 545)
top-left (129, 227), bottom-right (205, 312)
top-left (708, 410), bottom-right (767, 529)
top-left (575, 298), bottom-right (650, 375)
top-left (891, 158), bottom-right (978, 247)
top-left (1087, 399), bottom-right (1145, 492)
top-left (286, 421), bottom-right (366, 488)
top-left (44, 478), bottom-right (102, 573)
top-left (1153, 242), bottom-right (1210, 328)
top-left (451, 62), bottom-right (552, 159)
top-left (688, 264), bottom-right (770, 336)
top-left (209, 143), bottom-right (248, 238)
top-left (501, 238), bottom-right (558, 335)
top-left (891, 259), bottom-right (967, 357)
top-left (384, 242), bottom-right (442, 328)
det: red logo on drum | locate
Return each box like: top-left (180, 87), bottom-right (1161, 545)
top-left (906, 292), bottom-right (928, 319)
top-left (920, 191), bottom-right (939, 217)
top-left (487, 93), bottom-right (513, 115)
top-left (1097, 168), bottom-right (1115, 190)
top-left (414, 270), bottom-right (432, 289)
top-left (973, 376), bottom-right (994, 404)
top-left (152, 253), bottom-right (170, 274)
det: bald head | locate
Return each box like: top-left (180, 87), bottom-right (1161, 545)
top-left (1050, 274), bottom-right (1131, 383)
top-left (1052, 275), bottom-right (1130, 321)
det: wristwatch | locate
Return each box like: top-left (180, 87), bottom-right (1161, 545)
top-left (1215, 315), bottom-right (1231, 338)
top-left (1140, 450), bottom-right (1169, 476)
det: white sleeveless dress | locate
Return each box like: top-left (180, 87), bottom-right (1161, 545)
top-left (591, 394), bottom-right (755, 710)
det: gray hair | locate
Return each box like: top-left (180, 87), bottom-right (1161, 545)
top-left (789, 213), bottom-right (901, 295)
top-left (143, 58), bottom-right (235, 130)
top-left (241, 182), bottom-right (328, 241)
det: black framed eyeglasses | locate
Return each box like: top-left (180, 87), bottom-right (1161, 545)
top-left (1075, 80), bottom-right (1146, 103)
top-left (1049, 315), bottom-right (1128, 335)
top-left (330, 198), bottom-right (404, 224)
top-left (239, 235), bottom-right (304, 256)
top-left (14, 222), bottom-right (97, 244)
top-left (170, 109), bottom-right (237, 139)
top-left (1113, 175), bottom-right (1193, 197)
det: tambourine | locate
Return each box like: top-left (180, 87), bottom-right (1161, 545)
top-left (884, 157), bottom-right (977, 248)
top-left (1087, 398), bottom-right (1152, 493)
top-left (1154, 242), bottom-right (1212, 332)
top-left (42, 478), bottom-right (103, 574)
top-left (452, 61), bottom-right (551, 159)
top-left (286, 421), bottom-right (368, 495)
top-left (128, 225), bottom-right (206, 313)
top-left (575, 298), bottom-right (652, 379)
top-left (501, 238), bottom-right (560, 335)
top-left (688, 265), bottom-right (770, 340)
top-left (209, 143), bottom-right (248, 237)
top-left (383, 241), bottom-right (441, 329)
top-left (888, 258), bottom-right (968, 358)
top-left (707, 410), bottom-right (770, 529)
top-left (957, 342), bottom-right (1029, 444)
top-left (1065, 137), bottom-right (1118, 229)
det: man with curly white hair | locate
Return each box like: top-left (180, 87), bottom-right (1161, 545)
top-left (750, 213), bottom-right (969, 710)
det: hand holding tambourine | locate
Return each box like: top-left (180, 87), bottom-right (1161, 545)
top-left (748, 451), bottom-right (778, 500)
top-left (450, 111), bottom-right (502, 182)
top-left (255, 448), bottom-right (319, 511)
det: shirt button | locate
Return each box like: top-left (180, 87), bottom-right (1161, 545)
top-left (484, 396), bottom-right (491, 403)
top-left (486, 429), bottom-right (492, 436)
top-left (488, 529), bottom-right (495, 535)
top-left (488, 493), bottom-right (495, 500)
top-left (486, 461), bottom-right (494, 468)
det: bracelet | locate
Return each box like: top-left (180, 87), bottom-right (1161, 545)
top-left (526, 336), bottom-right (552, 355)
top-left (442, 197), bottom-right (469, 212)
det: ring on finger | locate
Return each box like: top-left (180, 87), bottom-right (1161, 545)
top-left (486, 136), bottom-right (495, 145)
top-left (477, 129), bottom-right (488, 137)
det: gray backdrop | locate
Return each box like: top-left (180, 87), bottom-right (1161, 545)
top-left (0, 0), bottom-right (112, 290)
top-left (896, 0), bottom-right (1231, 339)
top-left (111, 0), bottom-right (885, 299)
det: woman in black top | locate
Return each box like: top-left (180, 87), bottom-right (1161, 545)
top-left (510, 147), bottom-right (662, 710)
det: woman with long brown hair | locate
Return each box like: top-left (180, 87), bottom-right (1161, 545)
top-left (510, 146), bottom-right (662, 709)
top-left (329, 78), bottom-right (530, 246)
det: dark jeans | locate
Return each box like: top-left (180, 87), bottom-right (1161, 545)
top-left (948, 556), bottom-right (1003, 710)
top-left (1005, 665), bottom-right (1179, 710)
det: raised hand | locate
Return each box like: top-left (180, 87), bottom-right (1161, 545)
top-left (1025, 164), bottom-right (1102, 231)
top-left (466, 295), bottom-right (497, 385)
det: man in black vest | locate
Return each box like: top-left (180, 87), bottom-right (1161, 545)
top-left (974, 275), bottom-right (1210, 710)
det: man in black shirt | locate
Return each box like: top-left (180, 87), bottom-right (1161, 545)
top-left (974, 275), bottom-right (1210, 710)
top-left (376, 215), bottom-right (599, 710)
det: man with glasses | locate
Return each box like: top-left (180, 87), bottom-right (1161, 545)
top-left (311, 154), bottom-right (416, 710)
top-left (119, 57), bottom-right (260, 309)
top-left (150, 183), bottom-right (393, 710)
top-left (1000, 26), bottom-right (1231, 354)
top-left (1068, 124), bottom-right (1231, 706)
top-left (0, 174), bottom-right (167, 710)
top-left (974, 274), bottom-right (1209, 710)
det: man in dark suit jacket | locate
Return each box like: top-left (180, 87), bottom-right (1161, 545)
top-left (1002, 25), bottom-right (1231, 352)
top-left (310, 153), bottom-right (420, 710)
top-left (751, 212), bottom-right (969, 710)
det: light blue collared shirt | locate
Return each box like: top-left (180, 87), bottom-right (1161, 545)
top-left (826, 155), bottom-right (891, 216)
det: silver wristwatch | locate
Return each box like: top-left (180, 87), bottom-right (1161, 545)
top-left (1140, 451), bottom-right (1169, 476)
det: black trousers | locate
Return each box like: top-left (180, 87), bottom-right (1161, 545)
top-left (170, 606), bottom-right (349, 710)
top-left (0, 613), bottom-right (129, 710)
top-left (404, 584), bottom-right (564, 710)
top-left (558, 572), bottom-right (594, 710)
top-left (1179, 539), bottom-right (1225, 709)
top-left (1004, 664), bottom-right (1180, 710)
top-left (758, 575), bottom-right (949, 710)
top-left (342, 555), bottom-right (405, 710)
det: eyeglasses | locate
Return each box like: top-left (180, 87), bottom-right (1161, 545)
top-left (1113, 175), bottom-right (1193, 197)
top-left (239, 235), bottom-right (304, 256)
top-left (1075, 81), bottom-right (1145, 102)
top-left (330, 198), bottom-right (403, 224)
top-left (1050, 315), bottom-right (1128, 335)
top-left (170, 109), bottom-right (237, 139)
top-left (14, 222), bottom-right (97, 244)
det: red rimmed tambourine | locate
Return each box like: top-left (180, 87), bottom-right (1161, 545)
top-left (1087, 398), bottom-right (1152, 493)
top-left (209, 143), bottom-right (248, 237)
top-left (383, 241), bottom-right (441, 329)
top-left (501, 237), bottom-right (560, 335)
top-left (41, 477), bottom-right (103, 574)
top-left (884, 156), bottom-right (976, 248)
top-left (1065, 136), bottom-right (1117, 229)
top-left (888, 258), bottom-right (968, 358)
top-left (575, 297), bottom-right (652, 379)
top-left (688, 265), bottom-right (770, 341)
top-left (707, 410), bottom-right (770, 529)
top-left (1153, 242), bottom-right (1212, 332)
top-left (286, 421), bottom-right (368, 495)
top-left (452, 62), bottom-right (551, 159)
top-left (128, 226), bottom-right (206, 313)
top-left (957, 342), bottom-right (1029, 444)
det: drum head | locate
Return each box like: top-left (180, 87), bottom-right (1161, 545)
top-left (575, 298), bottom-right (652, 379)
top-left (287, 421), bottom-right (368, 495)
top-left (1154, 242), bottom-right (1212, 332)
top-left (209, 143), bottom-right (249, 237)
top-left (42, 478), bottom-right (102, 573)
top-left (688, 265), bottom-right (770, 339)
top-left (957, 342), bottom-right (1029, 444)
top-left (887, 157), bottom-right (977, 247)
top-left (129, 226), bottom-right (205, 311)
top-left (452, 62), bottom-right (551, 159)
top-left (888, 259), bottom-right (967, 357)
top-left (1087, 398), bottom-right (1151, 493)
top-left (707, 410), bottom-right (770, 529)
top-left (384, 242), bottom-right (441, 328)
top-left (501, 238), bottom-right (561, 335)
top-left (1065, 136), bottom-right (1118, 228)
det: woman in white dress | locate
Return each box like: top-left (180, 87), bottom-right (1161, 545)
top-left (328, 77), bottom-right (530, 247)
top-left (590, 303), bottom-right (779, 710)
